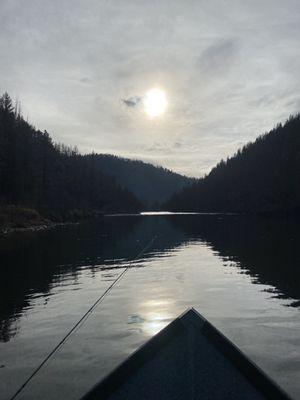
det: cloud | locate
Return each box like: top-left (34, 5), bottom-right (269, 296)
top-left (123, 96), bottom-right (142, 108)
top-left (1, 0), bottom-right (300, 176)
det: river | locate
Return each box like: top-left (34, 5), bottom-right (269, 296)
top-left (0, 213), bottom-right (299, 399)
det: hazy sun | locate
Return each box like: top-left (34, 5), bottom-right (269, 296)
top-left (144, 88), bottom-right (167, 117)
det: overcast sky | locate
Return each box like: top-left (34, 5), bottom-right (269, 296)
top-left (1, 1), bottom-right (300, 176)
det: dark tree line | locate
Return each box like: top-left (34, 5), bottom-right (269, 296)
top-left (89, 154), bottom-right (193, 207)
top-left (0, 93), bottom-right (142, 218)
top-left (166, 114), bottom-right (300, 214)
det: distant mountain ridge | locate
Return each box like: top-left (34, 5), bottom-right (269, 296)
top-left (2, 91), bottom-right (299, 218)
top-left (165, 114), bottom-right (300, 214)
top-left (86, 154), bottom-right (193, 207)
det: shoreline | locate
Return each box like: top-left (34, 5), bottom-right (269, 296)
top-left (0, 221), bottom-right (71, 236)
top-left (0, 206), bottom-right (104, 236)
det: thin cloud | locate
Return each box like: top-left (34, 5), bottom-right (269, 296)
top-left (198, 38), bottom-right (239, 75)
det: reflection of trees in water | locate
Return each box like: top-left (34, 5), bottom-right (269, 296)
top-left (0, 317), bottom-right (19, 342)
top-left (0, 216), bottom-right (184, 342)
top-left (169, 214), bottom-right (300, 307)
top-left (1, 214), bottom-right (299, 342)
top-left (0, 217), bottom-right (141, 341)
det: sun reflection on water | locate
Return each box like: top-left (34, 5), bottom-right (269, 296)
top-left (127, 299), bottom-right (175, 336)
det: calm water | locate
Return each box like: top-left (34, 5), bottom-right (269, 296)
top-left (0, 214), bottom-right (299, 399)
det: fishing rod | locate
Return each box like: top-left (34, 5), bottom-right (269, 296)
top-left (10, 235), bottom-right (157, 400)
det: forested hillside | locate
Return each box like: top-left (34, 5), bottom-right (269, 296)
top-left (0, 92), bottom-right (142, 221)
top-left (89, 154), bottom-right (193, 206)
top-left (165, 115), bottom-right (300, 214)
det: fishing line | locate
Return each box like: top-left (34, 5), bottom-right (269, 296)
top-left (10, 235), bottom-right (157, 400)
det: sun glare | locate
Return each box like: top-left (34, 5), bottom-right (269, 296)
top-left (144, 88), bottom-right (167, 118)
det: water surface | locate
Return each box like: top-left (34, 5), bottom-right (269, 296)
top-left (0, 214), bottom-right (299, 399)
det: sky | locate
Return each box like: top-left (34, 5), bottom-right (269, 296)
top-left (1, 0), bottom-right (300, 177)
